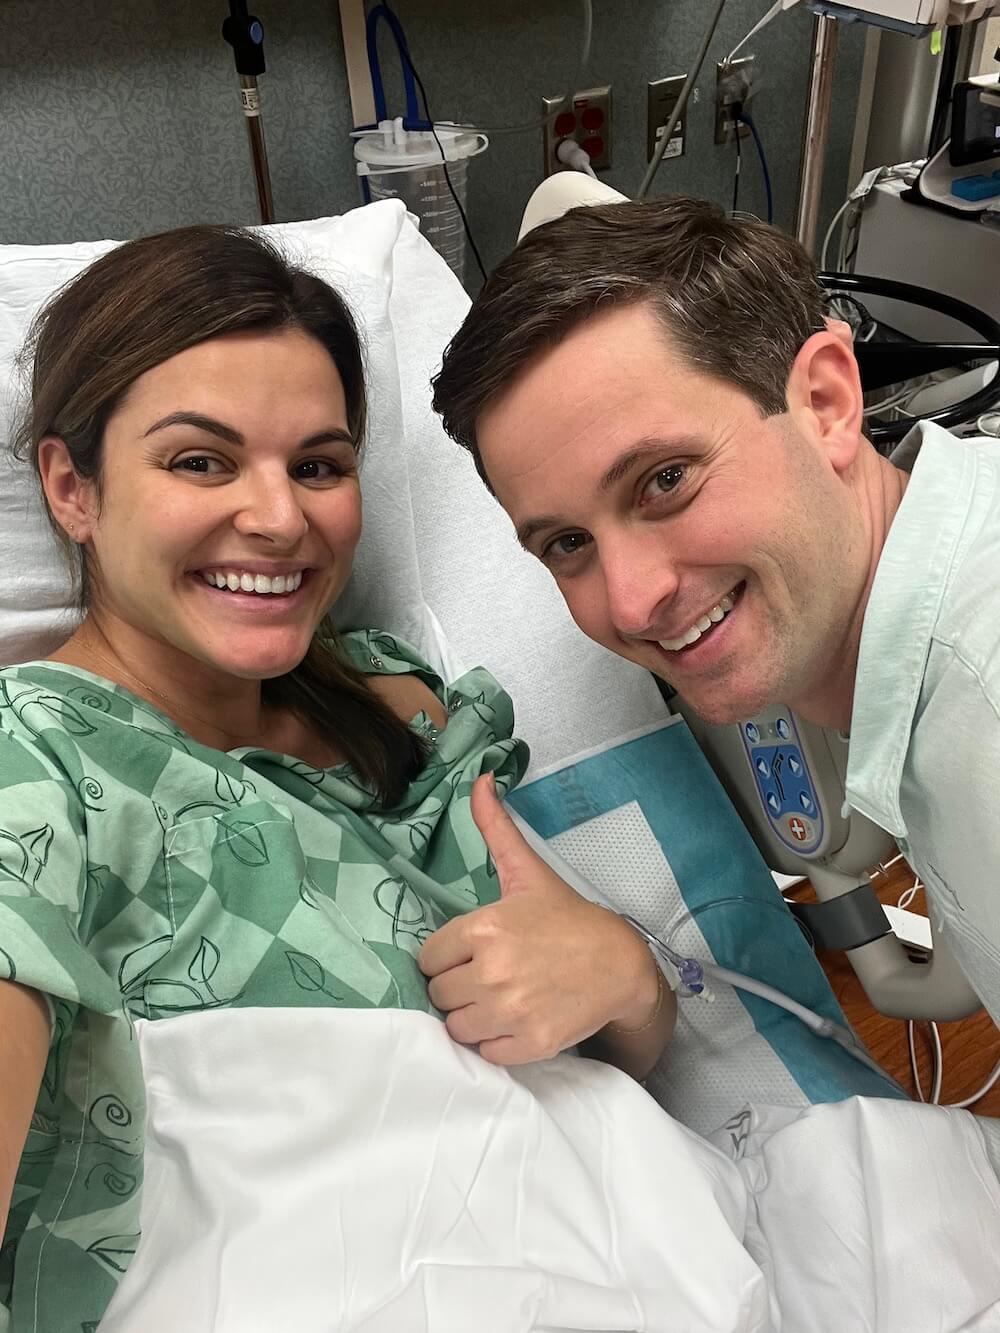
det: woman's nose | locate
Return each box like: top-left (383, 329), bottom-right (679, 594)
top-left (232, 473), bottom-right (309, 546)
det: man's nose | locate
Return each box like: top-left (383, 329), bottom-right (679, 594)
top-left (232, 471), bottom-right (309, 546)
top-left (601, 530), bottom-right (680, 639)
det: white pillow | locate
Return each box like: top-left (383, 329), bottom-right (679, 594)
top-left (386, 206), bottom-right (668, 775)
top-left (0, 201), bottom-right (432, 665)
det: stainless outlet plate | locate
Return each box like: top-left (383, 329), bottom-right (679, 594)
top-left (542, 84), bottom-right (612, 175)
top-left (647, 74), bottom-right (691, 163)
top-left (715, 57), bottom-right (754, 145)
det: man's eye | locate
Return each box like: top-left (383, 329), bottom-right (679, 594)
top-left (544, 531), bottom-right (591, 561)
top-left (644, 464), bottom-right (686, 499)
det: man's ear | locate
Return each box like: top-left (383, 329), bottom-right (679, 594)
top-left (785, 322), bottom-right (865, 473)
top-left (37, 437), bottom-right (98, 542)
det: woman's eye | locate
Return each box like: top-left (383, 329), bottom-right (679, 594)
top-left (292, 458), bottom-right (349, 482)
top-left (544, 531), bottom-right (591, 562)
top-left (172, 455), bottom-right (226, 475)
top-left (643, 464), bottom-right (686, 500)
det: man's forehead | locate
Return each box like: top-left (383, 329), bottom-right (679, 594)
top-left (476, 305), bottom-right (710, 489)
top-left (481, 307), bottom-right (658, 440)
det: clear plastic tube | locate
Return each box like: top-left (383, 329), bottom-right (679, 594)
top-left (629, 901), bottom-right (894, 1084)
top-left (664, 894), bottom-right (793, 958)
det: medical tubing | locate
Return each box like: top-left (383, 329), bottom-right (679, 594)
top-left (394, 31), bottom-right (489, 283)
top-left (701, 962), bottom-right (834, 1036)
top-left (366, 3), bottom-right (421, 126)
top-left (664, 894), bottom-right (794, 957)
top-left (623, 915), bottom-right (704, 994)
top-left (326, 798), bottom-right (484, 920)
top-left (648, 901), bottom-right (892, 1081)
top-left (697, 961), bottom-right (889, 1080)
top-left (637, 0), bottom-right (729, 199)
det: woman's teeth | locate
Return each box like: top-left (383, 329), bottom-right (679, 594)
top-left (658, 590), bottom-right (737, 653)
top-left (200, 570), bottom-right (303, 595)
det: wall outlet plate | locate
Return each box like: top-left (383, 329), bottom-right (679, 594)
top-left (647, 74), bottom-right (697, 163)
top-left (715, 56), bottom-right (754, 145)
top-left (542, 84), bottom-right (612, 175)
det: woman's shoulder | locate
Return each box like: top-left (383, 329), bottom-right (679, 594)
top-left (338, 629), bottom-right (447, 729)
top-left (337, 629), bottom-right (441, 682)
top-left (336, 628), bottom-right (524, 762)
top-left (0, 660), bottom-right (179, 747)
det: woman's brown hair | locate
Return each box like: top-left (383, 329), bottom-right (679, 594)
top-left (12, 224), bottom-right (427, 806)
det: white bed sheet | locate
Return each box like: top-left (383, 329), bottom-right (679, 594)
top-left (98, 1008), bottom-right (1000, 1333)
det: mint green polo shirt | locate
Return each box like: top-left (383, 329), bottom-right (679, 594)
top-left (846, 422), bottom-right (1000, 1026)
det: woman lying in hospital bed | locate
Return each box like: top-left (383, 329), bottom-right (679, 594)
top-left (1, 225), bottom-right (999, 1333)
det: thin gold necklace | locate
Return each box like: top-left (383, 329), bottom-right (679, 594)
top-left (75, 640), bottom-right (262, 744)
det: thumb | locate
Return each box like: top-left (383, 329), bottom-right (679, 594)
top-left (470, 772), bottom-right (535, 897)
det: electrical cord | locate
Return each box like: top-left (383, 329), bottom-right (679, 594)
top-left (637, 0), bottom-right (730, 199)
top-left (949, 1055), bottom-right (1000, 1110)
top-left (897, 872), bottom-right (921, 912)
top-left (821, 162), bottom-right (926, 273)
top-left (908, 1020), bottom-right (936, 1102)
top-left (909, 1006), bottom-right (1000, 1110)
top-left (736, 110), bottom-right (773, 224)
top-left (731, 119), bottom-right (742, 215)
top-left (381, 4), bottom-right (488, 283)
top-left (821, 197), bottom-right (853, 271)
top-left (892, 872), bottom-right (1000, 1110)
top-left (556, 138), bottom-right (597, 178)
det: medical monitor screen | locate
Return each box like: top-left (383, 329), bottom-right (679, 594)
top-left (951, 82), bottom-right (1000, 167)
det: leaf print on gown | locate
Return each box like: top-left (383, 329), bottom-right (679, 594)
top-left (285, 950), bottom-right (343, 1000)
top-left (0, 823), bottom-right (54, 889)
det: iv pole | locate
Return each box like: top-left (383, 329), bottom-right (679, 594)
top-left (222, 1), bottom-right (275, 224)
top-left (795, 12), bottom-right (839, 254)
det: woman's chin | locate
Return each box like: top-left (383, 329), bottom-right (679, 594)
top-left (202, 638), bottom-right (314, 682)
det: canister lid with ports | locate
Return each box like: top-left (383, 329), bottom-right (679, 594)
top-left (353, 117), bottom-right (488, 177)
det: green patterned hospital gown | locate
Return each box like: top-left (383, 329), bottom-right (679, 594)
top-left (0, 629), bottom-right (528, 1333)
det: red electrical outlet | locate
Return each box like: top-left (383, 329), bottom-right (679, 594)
top-left (542, 85), bottom-right (612, 176)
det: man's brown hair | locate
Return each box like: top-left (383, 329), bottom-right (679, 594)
top-left (432, 197), bottom-right (827, 486)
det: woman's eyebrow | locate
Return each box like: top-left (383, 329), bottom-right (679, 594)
top-left (143, 411), bottom-right (244, 445)
top-left (142, 412), bottom-right (354, 450)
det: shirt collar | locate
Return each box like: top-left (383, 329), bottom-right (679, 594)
top-left (845, 422), bottom-right (974, 836)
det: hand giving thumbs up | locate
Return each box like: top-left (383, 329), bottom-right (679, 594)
top-left (418, 773), bottom-right (674, 1073)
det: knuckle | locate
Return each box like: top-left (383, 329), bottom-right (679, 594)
top-left (502, 988), bottom-right (531, 1025)
top-left (469, 911), bottom-right (503, 946)
top-left (478, 956), bottom-right (512, 990)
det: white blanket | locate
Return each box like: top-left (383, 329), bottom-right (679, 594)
top-left (98, 1009), bottom-right (1000, 1332)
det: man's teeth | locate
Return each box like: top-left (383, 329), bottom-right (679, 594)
top-left (658, 591), bottom-right (736, 653)
top-left (200, 570), bottom-right (303, 595)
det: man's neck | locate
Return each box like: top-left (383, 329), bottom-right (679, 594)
top-left (793, 445), bottom-right (911, 733)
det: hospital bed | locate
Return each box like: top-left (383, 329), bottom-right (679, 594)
top-left (0, 195), bottom-right (924, 1132)
top-left (3, 202), bottom-right (1000, 1331)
